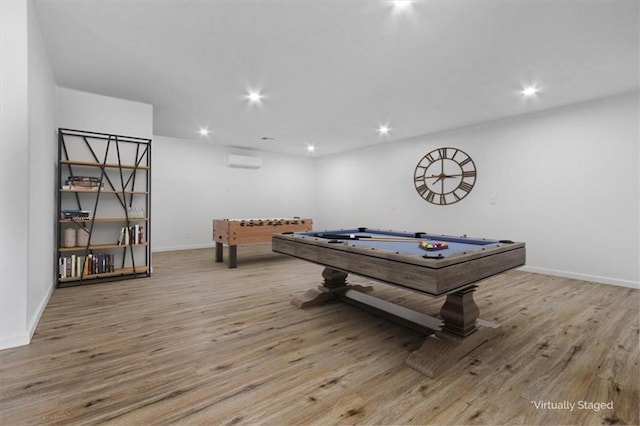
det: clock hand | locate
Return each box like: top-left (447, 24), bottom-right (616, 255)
top-left (431, 174), bottom-right (445, 185)
top-left (433, 174), bottom-right (456, 181)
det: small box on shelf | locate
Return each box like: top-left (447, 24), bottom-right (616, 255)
top-left (127, 207), bottom-right (145, 219)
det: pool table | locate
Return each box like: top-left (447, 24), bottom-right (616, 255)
top-left (272, 227), bottom-right (526, 378)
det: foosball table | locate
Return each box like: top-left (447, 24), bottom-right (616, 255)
top-left (213, 217), bottom-right (313, 268)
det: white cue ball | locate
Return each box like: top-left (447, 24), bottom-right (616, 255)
top-left (350, 234), bottom-right (355, 238)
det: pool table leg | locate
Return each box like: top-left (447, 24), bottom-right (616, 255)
top-left (405, 286), bottom-right (503, 378)
top-left (440, 285), bottom-right (480, 337)
top-left (215, 242), bottom-right (223, 263)
top-left (291, 267), bottom-right (373, 309)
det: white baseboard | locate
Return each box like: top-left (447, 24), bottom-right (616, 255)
top-left (152, 243), bottom-right (215, 253)
top-left (0, 333), bottom-right (31, 350)
top-left (0, 283), bottom-right (54, 350)
top-left (28, 283), bottom-right (54, 339)
top-left (520, 266), bottom-right (639, 289)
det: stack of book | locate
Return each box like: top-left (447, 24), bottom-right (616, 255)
top-left (117, 225), bottom-right (145, 245)
top-left (58, 253), bottom-right (115, 279)
top-left (62, 176), bottom-right (104, 191)
top-left (61, 209), bottom-right (92, 220)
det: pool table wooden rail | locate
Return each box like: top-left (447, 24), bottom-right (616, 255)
top-left (272, 233), bottom-right (525, 296)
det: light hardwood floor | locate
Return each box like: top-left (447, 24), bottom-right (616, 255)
top-left (1, 245), bottom-right (638, 425)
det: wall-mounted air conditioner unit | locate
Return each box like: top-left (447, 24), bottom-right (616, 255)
top-left (227, 154), bottom-right (262, 169)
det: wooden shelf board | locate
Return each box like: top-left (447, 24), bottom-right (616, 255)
top-left (60, 160), bottom-right (149, 170)
top-left (59, 243), bottom-right (149, 252)
top-left (60, 189), bottom-right (149, 195)
top-left (59, 218), bottom-right (148, 223)
top-left (58, 266), bottom-right (149, 283)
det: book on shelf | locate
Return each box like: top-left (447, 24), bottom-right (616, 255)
top-left (67, 176), bottom-right (101, 185)
top-left (117, 225), bottom-right (145, 245)
top-left (58, 252), bottom-right (115, 279)
top-left (69, 175), bottom-right (100, 182)
top-left (63, 176), bottom-right (104, 191)
top-left (61, 209), bottom-right (92, 220)
top-left (62, 185), bottom-right (104, 191)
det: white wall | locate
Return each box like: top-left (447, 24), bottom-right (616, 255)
top-left (56, 87), bottom-right (153, 139)
top-left (0, 0), bottom-right (30, 349)
top-left (1, 0), bottom-right (57, 349)
top-left (27, 0), bottom-right (57, 332)
top-left (152, 136), bottom-right (316, 251)
top-left (316, 92), bottom-right (639, 288)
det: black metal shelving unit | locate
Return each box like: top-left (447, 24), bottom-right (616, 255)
top-left (56, 128), bottom-right (151, 287)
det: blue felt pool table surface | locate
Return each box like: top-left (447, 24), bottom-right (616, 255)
top-left (304, 228), bottom-right (499, 258)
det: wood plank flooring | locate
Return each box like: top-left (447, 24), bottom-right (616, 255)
top-left (0, 245), bottom-right (638, 425)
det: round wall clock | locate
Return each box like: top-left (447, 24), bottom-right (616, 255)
top-left (413, 147), bottom-right (477, 205)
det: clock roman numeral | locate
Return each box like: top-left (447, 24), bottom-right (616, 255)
top-left (459, 157), bottom-right (472, 167)
top-left (462, 170), bottom-right (476, 178)
top-left (423, 190), bottom-right (435, 203)
top-left (415, 184), bottom-right (429, 196)
top-left (438, 148), bottom-right (447, 159)
top-left (458, 182), bottom-right (474, 193)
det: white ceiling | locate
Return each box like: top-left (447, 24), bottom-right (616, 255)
top-left (35, 1), bottom-right (639, 157)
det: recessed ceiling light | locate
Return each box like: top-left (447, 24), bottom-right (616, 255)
top-left (393, 1), bottom-right (412, 10)
top-left (247, 90), bottom-right (264, 103)
top-left (199, 128), bottom-right (210, 136)
top-left (378, 124), bottom-right (391, 135)
top-left (522, 86), bottom-right (539, 97)
top-left (307, 145), bottom-right (316, 153)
